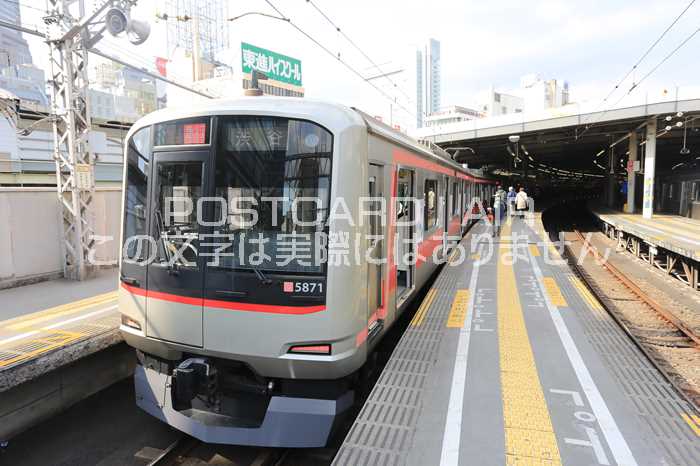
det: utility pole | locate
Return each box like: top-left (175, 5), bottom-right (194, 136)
top-left (192, 13), bottom-right (201, 82)
top-left (44, 0), bottom-right (149, 280)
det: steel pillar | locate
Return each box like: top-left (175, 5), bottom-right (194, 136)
top-left (46, 0), bottom-right (96, 280)
top-left (642, 118), bottom-right (656, 219)
top-left (607, 146), bottom-right (616, 208)
top-left (626, 131), bottom-right (637, 213)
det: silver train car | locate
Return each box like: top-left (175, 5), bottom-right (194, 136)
top-left (118, 97), bottom-right (494, 447)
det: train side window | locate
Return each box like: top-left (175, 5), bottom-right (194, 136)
top-left (424, 179), bottom-right (438, 231)
top-left (122, 126), bottom-right (151, 263)
top-left (452, 182), bottom-right (459, 216)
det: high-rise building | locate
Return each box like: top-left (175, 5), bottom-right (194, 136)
top-left (426, 38), bottom-right (441, 114)
top-left (415, 49), bottom-right (423, 129)
top-left (0, 1), bottom-right (33, 68)
top-left (414, 38), bottom-right (441, 128)
top-left (0, 1), bottom-right (48, 108)
top-left (92, 62), bottom-right (157, 121)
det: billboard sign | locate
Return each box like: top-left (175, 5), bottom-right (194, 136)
top-left (241, 42), bottom-right (302, 87)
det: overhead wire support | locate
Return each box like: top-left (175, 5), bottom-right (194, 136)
top-left (261, 0), bottom-right (417, 119)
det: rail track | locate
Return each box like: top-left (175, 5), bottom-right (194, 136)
top-left (147, 435), bottom-right (291, 466)
top-left (147, 436), bottom-right (201, 466)
top-left (574, 229), bottom-right (699, 348)
top-left (561, 224), bottom-right (700, 407)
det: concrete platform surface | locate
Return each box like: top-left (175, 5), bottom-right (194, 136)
top-left (0, 269), bottom-right (119, 382)
top-left (334, 216), bottom-right (700, 466)
top-left (593, 208), bottom-right (700, 261)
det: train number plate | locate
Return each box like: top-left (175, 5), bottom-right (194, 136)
top-left (283, 281), bottom-right (324, 294)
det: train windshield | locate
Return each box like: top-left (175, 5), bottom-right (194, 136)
top-left (213, 116), bottom-right (332, 274)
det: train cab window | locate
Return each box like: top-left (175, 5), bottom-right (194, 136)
top-left (122, 126), bottom-right (151, 263)
top-left (152, 162), bottom-right (203, 268)
top-left (424, 179), bottom-right (438, 231)
top-left (213, 116), bottom-right (332, 274)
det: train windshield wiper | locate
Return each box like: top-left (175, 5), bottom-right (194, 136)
top-left (251, 265), bottom-right (272, 285)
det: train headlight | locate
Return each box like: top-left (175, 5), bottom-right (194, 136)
top-left (121, 314), bottom-right (142, 331)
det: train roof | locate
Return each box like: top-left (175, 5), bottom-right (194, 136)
top-left (126, 96), bottom-right (492, 182)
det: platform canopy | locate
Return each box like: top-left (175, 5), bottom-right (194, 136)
top-left (415, 99), bottom-right (700, 179)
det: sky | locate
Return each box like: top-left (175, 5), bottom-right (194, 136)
top-left (17, 0), bottom-right (700, 130)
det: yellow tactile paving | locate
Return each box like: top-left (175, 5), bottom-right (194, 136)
top-left (529, 244), bottom-right (541, 256)
top-left (568, 276), bottom-right (603, 311)
top-left (410, 288), bottom-right (437, 327)
top-left (498, 242), bottom-right (562, 465)
top-left (542, 277), bottom-right (568, 308)
top-left (446, 290), bottom-right (470, 328)
top-left (681, 413), bottom-right (700, 437)
top-left (3, 291), bottom-right (118, 331)
top-left (0, 330), bottom-right (84, 368)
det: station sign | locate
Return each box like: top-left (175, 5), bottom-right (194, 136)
top-left (241, 42), bottom-right (302, 87)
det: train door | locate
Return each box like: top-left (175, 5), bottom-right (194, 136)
top-left (367, 164), bottom-right (384, 324)
top-left (396, 167), bottom-right (415, 299)
top-left (443, 176), bottom-right (450, 254)
top-left (146, 151), bottom-right (208, 347)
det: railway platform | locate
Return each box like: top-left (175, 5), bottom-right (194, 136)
top-left (333, 215), bottom-right (700, 466)
top-left (0, 269), bottom-right (119, 384)
top-left (592, 208), bottom-right (700, 290)
top-left (0, 269), bottom-right (130, 442)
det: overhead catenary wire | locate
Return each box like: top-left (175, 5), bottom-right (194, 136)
top-left (592, 0), bottom-right (696, 115)
top-left (579, 0), bottom-right (697, 137)
top-left (262, 0), bottom-right (417, 119)
top-left (583, 23), bottom-right (700, 141)
top-left (304, 0), bottom-right (414, 105)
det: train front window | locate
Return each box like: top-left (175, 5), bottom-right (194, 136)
top-left (213, 116), bottom-right (332, 274)
top-left (152, 162), bottom-right (203, 268)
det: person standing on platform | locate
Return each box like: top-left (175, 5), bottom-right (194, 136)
top-left (492, 184), bottom-right (507, 237)
top-left (515, 187), bottom-right (529, 219)
top-left (507, 186), bottom-right (516, 216)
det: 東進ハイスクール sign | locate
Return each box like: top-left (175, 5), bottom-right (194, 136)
top-left (241, 42), bottom-right (302, 87)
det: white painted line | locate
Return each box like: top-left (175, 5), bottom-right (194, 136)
top-left (528, 251), bottom-right (638, 466)
top-left (439, 245), bottom-right (481, 466)
top-left (0, 305), bottom-right (117, 347)
top-left (0, 330), bottom-right (40, 347)
top-left (43, 305), bottom-right (117, 329)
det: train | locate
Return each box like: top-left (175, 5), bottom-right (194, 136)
top-left (118, 97), bottom-right (495, 447)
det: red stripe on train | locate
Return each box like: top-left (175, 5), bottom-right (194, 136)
top-left (120, 282), bottom-right (326, 315)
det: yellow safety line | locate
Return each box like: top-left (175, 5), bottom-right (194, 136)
top-left (568, 276), bottom-right (603, 311)
top-left (528, 244), bottom-right (540, 256)
top-left (542, 277), bottom-right (568, 308)
top-left (3, 291), bottom-right (118, 331)
top-left (410, 288), bottom-right (437, 327)
top-left (446, 290), bottom-right (470, 328)
top-left (497, 243), bottom-right (562, 464)
top-left (0, 330), bottom-right (84, 368)
top-left (681, 413), bottom-right (700, 437)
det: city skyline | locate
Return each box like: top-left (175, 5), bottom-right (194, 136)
top-left (8, 0), bottom-right (700, 128)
